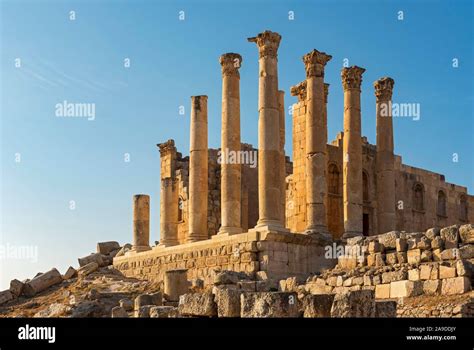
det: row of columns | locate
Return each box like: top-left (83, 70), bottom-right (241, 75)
top-left (131, 30), bottom-right (397, 250)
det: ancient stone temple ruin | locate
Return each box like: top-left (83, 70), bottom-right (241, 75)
top-left (114, 30), bottom-right (473, 285)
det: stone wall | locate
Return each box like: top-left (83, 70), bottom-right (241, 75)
top-left (113, 230), bottom-right (336, 285)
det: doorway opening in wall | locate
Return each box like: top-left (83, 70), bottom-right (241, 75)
top-left (363, 214), bottom-right (370, 236)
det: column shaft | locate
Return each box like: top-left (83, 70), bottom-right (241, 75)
top-left (375, 77), bottom-right (396, 234)
top-left (219, 53), bottom-right (243, 235)
top-left (302, 50), bottom-right (332, 236)
top-left (132, 194), bottom-right (151, 252)
top-left (160, 178), bottom-right (179, 246)
top-left (248, 31), bottom-right (285, 231)
top-left (278, 90), bottom-right (286, 226)
top-left (188, 95), bottom-right (208, 242)
top-left (341, 66), bottom-right (366, 238)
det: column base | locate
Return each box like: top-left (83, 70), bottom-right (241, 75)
top-left (251, 219), bottom-right (289, 233)
top-left (303, 226), bottom-right (332, 244)
top-left (157, 240), bottom-right (179, 248)
top-left (342, 231), bottom-right (363, 240)
top-left (129, 245), bottom-right (151, 254)
top-left (186, 235), bottom-right (208, 243)
top-left (217, 226), bottom-right (243, 236)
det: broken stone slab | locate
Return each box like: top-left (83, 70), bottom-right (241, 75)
top-left (135, 305), bottom-right (153, 318)
top-left (440, 225), bottom-right (459, 249)
top-left (0, 290), bottom-right (14, 305)
top-left (459, 224), bottom-right (474, 244)
top-left (215, 288), bottom-right (241, 317)
top-left (23, 268), bottom-right (63, 297)
top-left (97, 241), bottom-right (120, 255)
top-left (375, 300), bottom-right (397, 317)
top-left (178, 292), bottom-right (217, 317)
top-left (114, 243), bottom-right (132, 258)
top-left (111, 306), bottom-right (129, 318)
top-left (238, 281), bottom-right (256, 292)
top-left (389, 280), bottom-right (423, 298)
top-left (134, 294), bottom-right (160, 310)
top-left (214, 270), bottom-right (247, 285)
top-left (9, 279), bottom-right (25, 298)
top-left (440, 248), bottom-right (459, 260)
top-left (302, 294), bottom-right (335, 317)
top-left (456, 259), bottom-right (473, 277)
top-left (78, 253), bottom-right (105, 267)
top-left (441, 277), bottom-right (471, 295)
top-left (240, 292), bottom-right (299, 318)
top-left (330, 290), bottom-right (375, 317)
top-left (62, 266), bottom-right (77, 280)
top-left (425, 227), bottom-right (440, 240)
top-left (150, 306), bottom-right (178, 318)
top-left (77, 262), bottom-right (99, 277)
top-left (378, 231), bottom-right (400, 250)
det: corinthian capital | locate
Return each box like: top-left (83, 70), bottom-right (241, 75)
top-left (341, 66), bottom-right (366, 90)
top-left (290, 81), bottom-right (307, 102)
top-left (219, 53), bottom-right (242, 78)
top-left (302, 49), bottom-right (332, 78)
top-left (324, 83), bottom-right (330, 104)
top-left (247, 30), bottom-right (281, 59)
top-left (374, 77), bottom-right (394, 102)
top-left (157, 139), bottom-right (176, 156)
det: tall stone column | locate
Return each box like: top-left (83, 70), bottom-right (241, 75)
top-left (188, 95), bottom-right (208, 242)
top-left (302, 49), bottom-right (332, 238)
top-left (132, 194), bottom-right (151, 252)
top-left (341, 66), bottom-right (366, 238)
top-left (218, 53), bottom-right (243, 235)
top-left (158, 141), bottom-right (179, 247)
top-left (278, 90), bottom-right (286, 226)
top-left (375, 77), bottom-right (396, 234)
top-left (248, 30), bottom-right (286, 231)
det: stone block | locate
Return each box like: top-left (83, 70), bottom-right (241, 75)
top-left (0, 290), bottom-right (13, 305)
top-left (459, 224), bottom-right (474, 244)
top-left (439, 265), bottom-right (456, 279)
top-left (136, 305), bottom-right (153, 318)
top-left (456, 259), bottom-right (473, 277)
top-left (425, 227), bottom-right (440, 240)
top-left (378, 231), bottom-right (399, 250)
top-left (420, 250), bottom-right (432, 262)
top-left (417, 237), bottom-right (431, 250)
top-left (97, 241), bottom-right (120, 255)
top-left (302, 294), bottom-right (335, 318)
top-left (178, 292), bottom-right (217, 317)
top-left (431, 236), bottom-right (444, 250)
top-left (386, 252), bottom-right (398, 265)
top-left (459, 245), bottom-right (474, 259)
top-left (62, 266), bottom-right (77, 280)
top-left (382, 270), bottom-right (407, 284)
top-left (423, 280), bottom-right (441, 295)
top-left (419, 264), bottom-right (432, 280)
top-left (239, 281), bottom-right (256, 292)
top-left (77, 262), bottom-right (99, 277)
top-left (330, 290), bottom-right (375, 317)
top-left (111, 306), bottom-right (129, 318)
top-left (440, 225), bottom-right (459, 249)
top-left (396, 238), bottom-right (407, 252)
top-left (397, 252), bottom-right (408, 264)
top-left (78, 253), bottom-right (105, 267)
top-left (150, 306), bottom-right (178, 318)
top-left (119, 298), bottom-right (133, 311)
top-left (9, 279), bottom-right (24, 298)
top-left (440, 248), bottom-right (459, 260)
top-left (375, 284), bottom-right (391, 299)
top-left (240, 292), bottom-right (299, 318)
top-left (390, 280), bottom-right (423, 298)
top-left (215, 288), bottom-right (241, 317)
top-left (23, 268), bottom-right (63, 297)
top-left (441, 277), bottom-right (471, 295)
top-left (407, 249), bottom-right (421, 265)
top-left (369, 241), bottom-right (383, 253)
top-left (408, 269), bottom-right (420, 281)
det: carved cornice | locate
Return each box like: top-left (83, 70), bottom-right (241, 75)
top-left (290, 81), bottom-right (307, 102)
top-left (302, 49), bottom-right (332, 78)
top-left (374, 77), bottom-right (394, 102)
top-left (341, 66), bottom-right (366, 90)
top-left (157, 139), bottom-right (176, 156)
top-left (324, 83), bottom-right (330, 104)
top-left (247, 31), bottom-right (281, 59)
top-left (219, 53), bottom-right (242, 78)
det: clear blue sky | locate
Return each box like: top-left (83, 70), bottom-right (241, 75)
top-left (1, 0), bottom-right (472, 289)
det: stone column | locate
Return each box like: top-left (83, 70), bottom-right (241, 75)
top-left (164, 269), bottom-right (188, 302)
top-left (248, 30), bottom-right (286, 231)
top-left (302, 49), bottom-right (332, 238)
top-left (159, 178), bottom-right (179, 246)
top-left (158, 141), bottom-right (179, 246)
top-left (132, 194), bottom-right (151, 252)
top-left (278, 90), bottom-right (286, 226)
top-left (188, 95), bottom-right (208, 242)
top-left (218, 53), bottom-right (243, 235)
top-left (341, 66), bottom-right (366, 238)
top-left (375, 77), bottom-right (396, 234)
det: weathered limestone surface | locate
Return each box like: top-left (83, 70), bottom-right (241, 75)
top-left (188, 96), bottom-right (209, 242)
top-left (330, 290), bottom-right (375, 317)
top-left (241, 292), bottom-right (299, 318)
top-left (23, 268), bottom-right (63, 297)
top-left (341, 66), bottom-right (366, 238)
top-left (164, 269), bottom-right (188, 302)
top-left (178, 292), bottom-right (217, 317)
